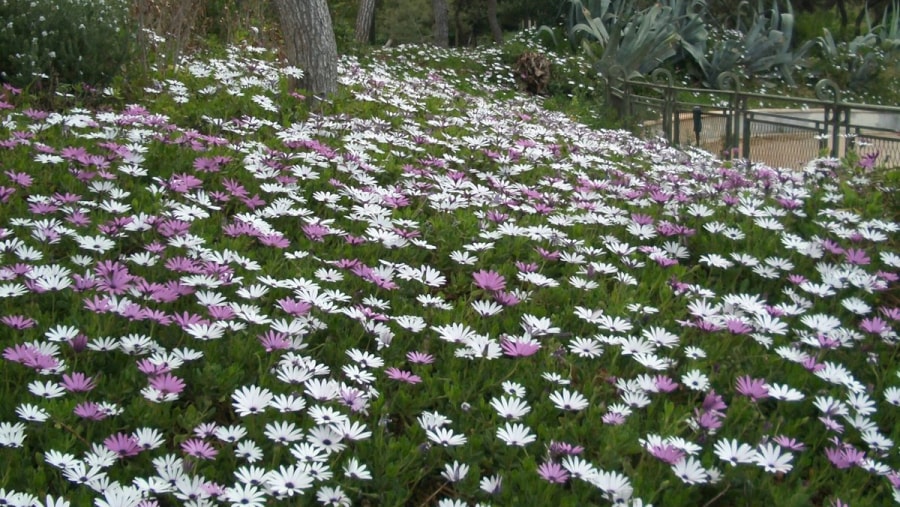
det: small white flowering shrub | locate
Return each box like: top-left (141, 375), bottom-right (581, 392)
top-left (0, 0), bottom-right (133, 90)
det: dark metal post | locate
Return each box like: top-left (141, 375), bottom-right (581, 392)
top-left (816, 121), bottom-right (827, 153)
top-left (725, 108), bottom-right (733, 159)
top-left (742, 114), bottom-right (752, 162)
top-left (816, 80), bottom-right (843, 159)
top-left (717, 72), bottom-right (742, 159)
top-left (674, 107), bottom-right (681, 145)
top-left (831, 105), bottom-right (842, 158)
top-left (693, 106), bottom-right (702, 147)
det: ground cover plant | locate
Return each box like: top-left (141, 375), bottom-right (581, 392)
top-left (0, 40), bottom-right (898, 507)
top-left (538, 0), bottom-right (899, 106)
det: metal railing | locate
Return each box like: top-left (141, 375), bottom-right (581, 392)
top-left (605, 69), bottom-right (900, 169)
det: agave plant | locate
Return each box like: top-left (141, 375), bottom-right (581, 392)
top-left (542, 0), bottom-right (632, 51)
top-left (702, 0), bottom-right (813, 88)
top-left (700, 28), bottom-right (744, 88)
top-left (657, 0), bottom-right (710, 71)
top-left (592, 3), bottom-right (680, 79)
top-left (537, 0), bottom-right (613, 52)
top-left (815, 29), bottom-right (881, 90)
top-left (748, 0), bottom-right (812, 82)
top-left (869, 0), bottom-right (900, 51)
top-left (539, 0), bottom-right (709, 79)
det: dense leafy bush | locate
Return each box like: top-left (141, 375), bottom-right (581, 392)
top-left (515, 51), bottom-right (552, 94)
top-left (813, 30), bottom-right (884, 90)
top-left (701, 1), bottom-right (814, 90)
top-left (546, 0), bottom-right (809, 84)
top-left (375, 0), bottom-right (433, 45)
top-left (0, 0), bottom-right (133, 91)
top-left (806, 2), bottom-right (899, 103)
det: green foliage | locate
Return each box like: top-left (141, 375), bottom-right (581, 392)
top-left (451, 0), bottom-right (496, 46)
top-left (554, 0), bottom-right (627, 51)
top-left (793, 3), bottom-right (847, 43)
top-left (498, 0), bottom-right (564, 29)
top-left (325, 0), bottom-right (359, 52)
top-left (200, 0), bottom-right (279, 45)
top-left (660, 0), bottom-right (710, 70)
top-left (0, 0), bottom-right (133, 91)
top-left (591, 3), bottom-right (680, 79)
top-left (806, 1), bottom-right (899, 103)
top-left (879, 168), bottom-right (900, 219)
top-left (813, 29), bottom-right (882, 90)
top-left (700, 28), bottom-right (745, 87)
top-left (742, 1), bottom-right (811, 84)
top-left (868, 0), bottom-right (900, 51)
top-left (396, 0), bottom-right (515, 48)
top-left (539, 0), bottom-right (900, 103)
top-left (376, 0), bottom-right (434, 45)
top-left (545, 0), bottom-right (708, 80)
top-left (701, 0), bottom-right (813, 88)
top-left (501, 32), bottom-right (610, 127)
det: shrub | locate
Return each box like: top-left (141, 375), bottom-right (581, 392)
top-left (515, 51), bottom-right (552, 94)
top-left (811, 30), bottom-right (884, 91)
top-left (375, 0), bottom-right (432, 45)
top-left (0, 0), bottom-right (133, 91)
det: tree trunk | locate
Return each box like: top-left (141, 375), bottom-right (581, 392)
top-left (432, 0), bottom-right (449, 47)
top-left (356, 0), bottom-right (377, 44)
top-left (454, 0), bottom-right (462, 46)
top-left (836, 0), bottom-right (848, 30)
top-left (272, 0), bottom-right (338, 98)
top-left (487, 0), bottom-right (503, 44)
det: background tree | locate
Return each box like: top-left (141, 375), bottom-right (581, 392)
top-left (433, 0), bottom-right (450, 46)
top-left (356, 0), bottom-right (377, 43)
top-left (272, 0), bottom-right (339, 97)
top-left (487, 0), bottom-right (503, 43)
top-left (498, 0), bottom-right (561, 30)
top-left (375, 0), bottom-right (431, 44)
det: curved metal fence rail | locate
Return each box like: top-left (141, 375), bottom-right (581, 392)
top-left (605, 69), bottom-right (900, 169)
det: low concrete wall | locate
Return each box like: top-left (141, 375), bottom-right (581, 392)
top-left (849, 109), bottom-right (900, 132)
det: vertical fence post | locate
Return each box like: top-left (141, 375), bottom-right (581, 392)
top-left (674, 106), bottom-right (681, 146)
top-left (623, 78), bottom-right (633, 122)
top-left (665, 78), bottom-right (673, 143)
top-left (651, 69), bottom-right (675, 144)
top-left (816, 79), bottom-right (843, 159)
top-left (816, 120), bottom-right (827, 153)
top-left (725, 109), bottom-right (733, 159)
top-left (843, 109), bottom-right (853, 156)
top-left (693, 106), bottom-right (703, 147)
top-left (604, 65), bottom-right (629, 127)
top-left (743, 113), bottom-right (751, 163)
top-left (717, 72), bottom-right (742, 159)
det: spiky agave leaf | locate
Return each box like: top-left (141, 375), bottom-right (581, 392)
top-left (703, 0), bottom-right (812, 88)
top-left (874, 0), bottom-right (900, 50)
top-left (659, 0), bottom-right (709, 73)
top-left (594, 3), bottom-right (679, 79)
top-left (569, 0), bottom-right (621, 48)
